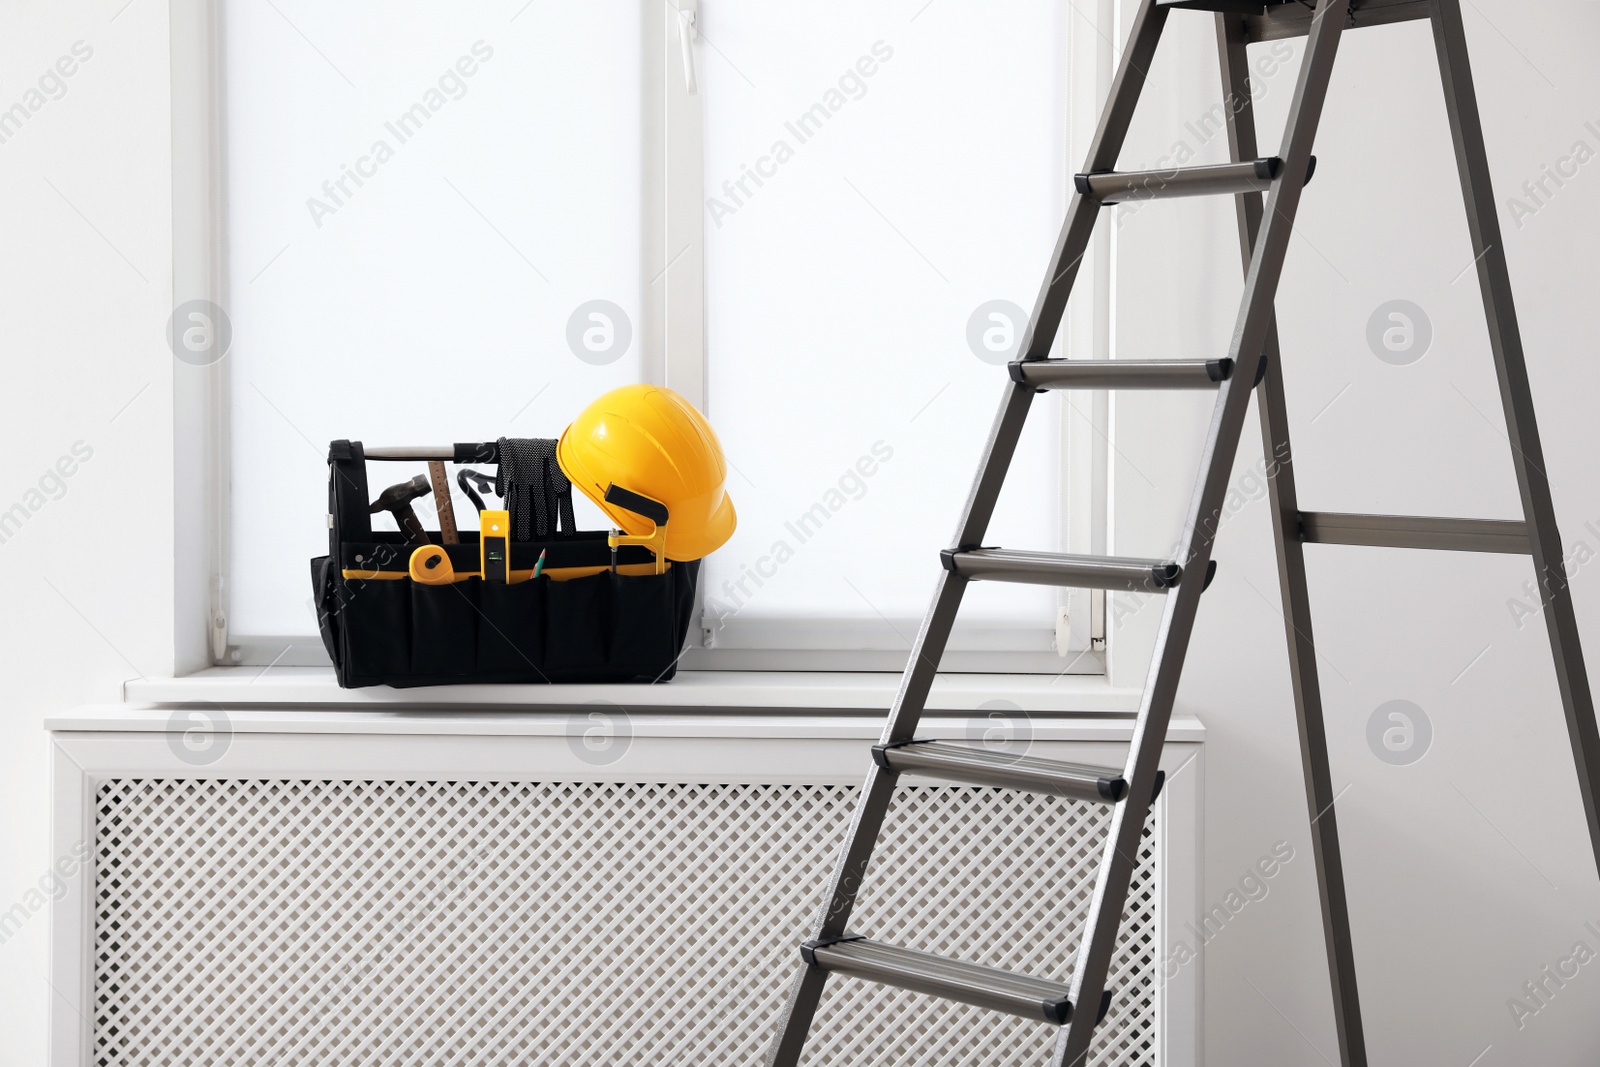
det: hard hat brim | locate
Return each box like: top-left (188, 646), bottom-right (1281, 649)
top-left (678, 491), bottom-right (736, 562)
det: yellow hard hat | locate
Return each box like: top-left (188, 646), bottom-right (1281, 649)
top-left (557, 384), bottom-right (736, 564)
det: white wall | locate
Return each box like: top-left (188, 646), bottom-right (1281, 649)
top-left (0, 3), bottom-right (175, 1064)
top-left (2, 1), bottom-right (1598, 1065)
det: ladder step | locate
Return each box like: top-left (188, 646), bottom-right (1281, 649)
top-left (1010, 358), bottom-right (1231, 391)
top-left (801, 935), bottom-right (1095, 1025)
top-left (1075, 157), bottom-right (1315, 204)
top-left (943, 548), bottom-right (1216, 593)
top-left (1299, 512), bottom-right (1531, 555)
top-left (874, 740), bottom-right (1124, 801)
top-left (1160, 0), bottom-right (1431, 43)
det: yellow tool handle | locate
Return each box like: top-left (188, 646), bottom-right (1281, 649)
top-left (608, 530), bottom-right (668, 574)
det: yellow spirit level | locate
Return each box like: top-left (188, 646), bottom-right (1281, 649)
top-left (479, 509), bottom-right (511, 583)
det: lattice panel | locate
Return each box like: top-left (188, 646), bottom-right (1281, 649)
top-left (93, 779), bottom-right (1159, 1066)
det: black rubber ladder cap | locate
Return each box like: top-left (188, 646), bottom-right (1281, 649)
top-left (873, 739), bottom-right (1127, 803)
top-left (800, 935), bottom-right (1086, 1025)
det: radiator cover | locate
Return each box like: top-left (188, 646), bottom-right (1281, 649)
top-left (92, 778), bottom-right (1159, 1066)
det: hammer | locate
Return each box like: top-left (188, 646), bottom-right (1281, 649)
top-left (370, 474), bottom-right (432, 546)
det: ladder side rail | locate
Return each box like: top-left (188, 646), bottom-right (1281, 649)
top-left (1054, 2), bottom-right (1353, 1063)
top-left (1216, 13), bottom-right (1369, 1067)
top-left (1427, 0), bottom-right (1600, 877)
top-left (763, 7), bottom-right (1176, 1063)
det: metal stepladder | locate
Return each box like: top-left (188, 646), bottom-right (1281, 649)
top-left (765, 0), bottom-right (1600, 1064)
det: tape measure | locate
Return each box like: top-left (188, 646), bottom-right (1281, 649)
top-left (408, 544), bottom-right (456, 585)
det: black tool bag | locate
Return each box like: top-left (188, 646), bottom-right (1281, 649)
top-left (311, 440), bottom-right (700, 688)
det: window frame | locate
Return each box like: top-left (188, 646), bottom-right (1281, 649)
top-left (174, 0), bottom-right (1116, 677)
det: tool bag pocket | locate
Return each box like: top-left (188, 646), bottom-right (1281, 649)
top-left (411, 580), bottom-right (479, 680)
top-left (314, 440), bottom-right (701, 689)
top-left (476, 577), bottom-right (545, 675)
top-left (543, 571), bottom-right (610, 678)
top-left (609, 571), bottom-right (679, 680)
top-left (340, 576), bottom-right (412, 683)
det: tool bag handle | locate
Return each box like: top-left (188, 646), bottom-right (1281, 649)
top-left (329, 439), bottom-right (586, 552)
top-left (361, 443), bottom-right (501, 462)
top-left (328, 440), bottom-right (372, 551)
top-left (328, 441), bottom-right (493, 549)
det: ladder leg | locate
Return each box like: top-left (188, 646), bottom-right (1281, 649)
top-left (1214, 16), bottom-right (1369, 1067)
top-left (1054, 3), bottom-right (1352, 1063)
top-left (1427, 0), bottom-right (1600, 877)
top-left (764, 5), bottom-right (1173, 1063)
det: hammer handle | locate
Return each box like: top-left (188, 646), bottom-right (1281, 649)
top-left (397, 508), bottom-right (430, 546)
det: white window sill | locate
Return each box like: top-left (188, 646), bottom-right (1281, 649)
top-left (49, 703), bottom-right (1203, 743)
top-left (58, 669), bottom-right (1203, 743)
top-left (118, 667), bottom-right (1144, 715)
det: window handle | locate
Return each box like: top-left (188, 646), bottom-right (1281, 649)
top-left (677, 0), bottom-right (698, 96)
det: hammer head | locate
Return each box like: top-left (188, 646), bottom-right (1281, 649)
top-left (370, 474), bottom-right (430, 514)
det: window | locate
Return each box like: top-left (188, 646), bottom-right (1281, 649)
top-left (220, 2), bottom-right (646, 651)
top-left (209, 1), bottom-right (1109, 674)
top-left (692, 3), bottom-right (1087, 671)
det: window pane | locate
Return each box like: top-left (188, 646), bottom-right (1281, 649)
top-left (700, 3), bottom-right (1067, 646)
top-left (224, 2), bottom-right (642, 638)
